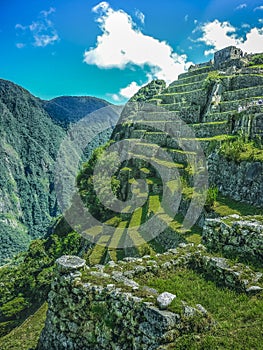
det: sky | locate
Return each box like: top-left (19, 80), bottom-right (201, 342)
top-left (0, 0), bottom-right (263, 104)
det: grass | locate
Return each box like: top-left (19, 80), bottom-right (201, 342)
top-left (0, 303), bottom-right (47, 350)
top-left (187, 134), bottom-right (235, 142)
top-left (214, 194), bottom-right (263, 217)
top-left (88, 235), bottom-right (110, 265)
top-left (136, 268), bottom-right (263, 349)
top-left (148, 195), bottom-right (161, 214)
top-left (109, 221), bottom-right (128, 256)
top-left (191, 121), bottom-right (228, 126)
top-left (248, 64), bottom-right (263, 69)
top-left (220, 139), bottom-right (263, 162)
top-left (140, 167), bottom-right (150, 174)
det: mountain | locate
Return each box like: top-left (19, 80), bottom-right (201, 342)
top-left (0, 79), bottom-right (119, 264)
top-left (43, 96), bottom-right (111, 128)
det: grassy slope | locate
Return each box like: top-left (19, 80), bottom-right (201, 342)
top-left (0, 303), bottom-right (47, 350)
top-left (137, 268), bottom-right (263, 350)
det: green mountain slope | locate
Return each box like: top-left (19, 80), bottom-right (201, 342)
top-left (43, 95), bottom-right (111, 128)
top-left (0, 79), bottom-right (119, 264)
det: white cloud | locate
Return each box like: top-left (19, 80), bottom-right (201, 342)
top-left (119, 81), bottom-right (143, 99)
top-left (135, 9), bottom-right (145, 24)
top-left (84, 2), bottom-right (190, 100)
top-left (184, 14), bottom-right (189, 22)
top-left (241, 27), bottom-right (263, 53)
top-left (254, 6), bottom-right (263, 11)
top-left (33, 33), bottom-right (59, 47)
top-left (110, 93), bottom-right (122, 102)
top-left (16, 43), bottom-right (26, 49)
top-left (40, 7), bottom-right (56, 17)
top-left (259, 19), bottom-right (263, 23)
top-left (197, 20), bottom-right (237, 54)
top-left (236, 3), bottom-right (247, 10)
top-left (92, 1), bottom-right (109, 13)
top-left (241, 23), bottom-right (250, 28)
top-left (15, 7), bottom-right (59, 48)
top-left (196, 19), bottom-right (263, 55)
top-left (15, 24), bottom-right (27, 30)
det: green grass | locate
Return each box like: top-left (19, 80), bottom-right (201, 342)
top-left (248, 64), bottom-right (263, 69)
top-left (220, 139), bottom-right (263, 162)
top-left (0, 303), bottom-right (47, 350)
top-left (191, 121), bottom-right (228, 126)
top-left (184, 134), bottom-right (236, 142)
top-left (136, 268), bottom-right (263, 349)
top-left (120, 167), bottom-right (132, 172)
top-left (109, 221), bottom-right (128, 258)
top-left (214, 194), bottom-right (263, 217)
top-left (148, 195), bottom-right (161, 214)
top-left (88, 235), bottom-right (110, 265)
top-left (160, 88), bottom-right (204, 96)
top-left (140, 167), bottom-right (150, 174)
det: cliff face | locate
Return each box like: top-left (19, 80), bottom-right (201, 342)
top-left (0, 80), bottom-right (118, 264)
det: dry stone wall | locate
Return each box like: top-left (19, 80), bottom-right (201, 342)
top-left (38, 242), bottom-right (262, 350)
top-left (38, 254), bottom-right (212, 350)
top-left (202, 216), bottom-right (263, 263)
top-left (208, 153), bottom-right (263, 207)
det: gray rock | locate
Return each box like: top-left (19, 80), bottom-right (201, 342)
top-left (196, 304), bottom-right (208, 315)
top-left (142, 286), bottom-right (159, 295)
top-left (183, 305), bottom-right (198, 317)
top-left (90, 271), bottom-right (111, 278)
top-left (56, 256), bottom-right (86, 273)
top-left (157, 292), bottom-right (176, 310)
top-left (246, 286), bottom-right (263, 294)
top-left (144, 306), bottom-right (180, 330)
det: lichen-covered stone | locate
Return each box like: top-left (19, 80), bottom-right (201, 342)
top-left (157, 292), bottom-right (176, 309)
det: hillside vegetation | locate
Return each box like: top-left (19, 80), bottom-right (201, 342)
top-left (0, 79), bottom-right (118, 264)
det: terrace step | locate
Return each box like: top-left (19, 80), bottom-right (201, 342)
top-left (107, 221), bottom-right (129, 261)
top-left (219, 96), bottom-right (263, 112)
top-left (190, 120), bottom-right (230, 138)
top-left (154, 89), bottom-right (207, 105)
top-left (203, 111), bottom-right (235, 122)
top-left (178, 66), bottom-right (215, 79)
top-left (170, 72), bottom-right (210, 86)
top-left (163, 80), bottom-right (204, 94)
top-left (222, 85), bottom-right (263, 102)
top-left (88, 234), bottom-right (110, 266)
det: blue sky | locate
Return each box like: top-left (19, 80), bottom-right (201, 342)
top-left (0, 0), bottom-right (263, 103)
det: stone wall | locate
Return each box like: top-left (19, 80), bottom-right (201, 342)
top-left (38, 243), bottom-right (262, 350)
top-left (202, 216), bottom-right (263, 263)
top-left (38, 254), bottom-right (212, 350)
top-left (208, 153), bottom-right (263, 207)
top-left (232, 112), bottom-right (263, 142)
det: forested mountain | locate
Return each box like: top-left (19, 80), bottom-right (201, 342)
top-left (43, 96), bottom-right (110, 128)
top-left (0, 79), bottom-right (118, 264)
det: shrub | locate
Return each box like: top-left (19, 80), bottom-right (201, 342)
top-left (203, 71), bottom-right (220, 91)
top-left (205, 186), bottom-right (218, 211)
top-left (0, 297), bottom-right (29, 319)
top-left (249, 54), bottom-right (263, 66)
